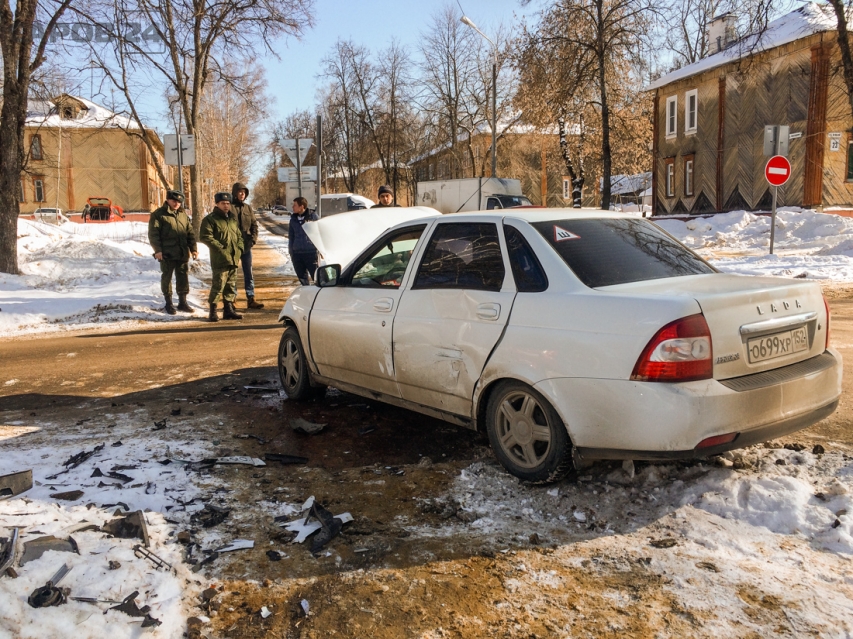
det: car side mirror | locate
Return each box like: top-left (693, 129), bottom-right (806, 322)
top-left (316, 264), bottom-right (341, 287)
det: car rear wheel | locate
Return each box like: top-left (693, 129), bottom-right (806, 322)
top-left (486, 381), bottom-right (574, 484)
top-left (278, 326), bottom-right (324, 400)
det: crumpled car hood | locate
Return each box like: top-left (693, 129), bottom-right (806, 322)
top-left (302, 206), bottom-right (441, 269)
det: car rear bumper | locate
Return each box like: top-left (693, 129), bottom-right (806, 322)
top-left (534, 349), bottom-right (842, 461)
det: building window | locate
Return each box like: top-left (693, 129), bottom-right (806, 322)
top-left (684, 155), bottom-right (694, 196)
top-left (665, 158), bottom-right (675, 197)
top-left (19, 180), bottom-right (26, 203)
top-left (30, 134), bottom-right (43, 160)
top-left (847, 141), bottom-right (853, 181)
top-left (33, 178), bottom-right (45, 202)
top-left (665, 96), bottom-right (677, 139)
top-left (685, 89), bottom-right (698, 134)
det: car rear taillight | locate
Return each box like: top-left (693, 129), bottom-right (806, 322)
top-left (696, 433), bottom-right (737, 449)
top-left (631, 314), bottom-right (713, 383)
top-left (824, 295), bottom-right (831, 350)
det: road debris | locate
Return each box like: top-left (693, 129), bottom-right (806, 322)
top-left (0, 470), bottom-right (33, 499)
top-left (264, 453), bottom-right (309, 465)
top-left (191, 504), bottom-right (230, 528)
top-left (27, 564), bottom-right (71, 608)
top-left (20, 535), bottom-right (79, 565)
top-left (50, 489), bottom-right (85, 501)
top-left (260, 605), bottom-right (272, 618)
top-left (214, 456), bottom-right (266, 467)
top-left (280, 498), bottom-right (352, 553)
top-left (46, 444), bottom-right (105, 479)
top-left (108, 590), bottom-right (162, 627)
top-left (133, 544), bottom-right (172, 571)
top-left (300, 599), bottom-right (310, 616)
top-left (290, 418), bottom-right (327, 435)
top-left (215, 539), bottom-right (254, 553)
top-left (102, 510), bottom-right (150, 547)
top-left (266, 549), bottom-right (284, 561)
top-left (0, 527), bottom-right (19, 576)
top-left (234, 433), bottom-right (269, 444)
top-left (650, 538), bottom-right (678, 549)
top-left (152, 419), bottom-right (167, 431)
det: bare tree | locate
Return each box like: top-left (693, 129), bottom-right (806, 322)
top-left (74, 0), bottom-right (314, 234)
top-left (0, 0), bottom-right (73, 274)
top-left (523, 0), bottom-right (654, 209)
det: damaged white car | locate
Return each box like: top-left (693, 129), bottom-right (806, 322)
top-left (278, 207), bottom-right (842, 484)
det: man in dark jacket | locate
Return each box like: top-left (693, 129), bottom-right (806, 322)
top-left (371, 184), bottom-right (400, 208)
top-left (148, 189), bottom-right (197, 315)
top-left (200, 192), bottom-right (244, 322)
top-left (231, 182), bottom-right (264, 309)
top-left (288, 196), bottom-right (319, 285)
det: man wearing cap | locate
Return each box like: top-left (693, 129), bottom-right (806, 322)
top-left (148, 190), bottom-right (198, 315)
top-left (231, 182), bottom-right (264, 309)
top-left (371, 185), bottom-right (399, 208)
top-left (200, 192), bottom-right (244, 322)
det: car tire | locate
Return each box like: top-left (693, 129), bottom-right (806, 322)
top-left (485, 380), bottom-right (574, 484)
top-left (278, 326), bottom-right (325, 400)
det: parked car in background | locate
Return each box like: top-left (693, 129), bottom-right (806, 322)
top-left (272, 205), bottom-right (290, 215)
top-left (84, 197), bottom-right (124, 222)
top-left (277, 208), bottom-right (842, 484)
top-left (33, 208), bottom-right (69, 225)
top-left (319, 193), bottom-right (375, 216)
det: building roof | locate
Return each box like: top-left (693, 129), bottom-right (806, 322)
top-left (645, 3), bottom-right (837, 91)
top-left (26, 95), bottom-right (139, 129)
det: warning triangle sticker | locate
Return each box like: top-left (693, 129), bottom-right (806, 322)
top-left (554, 226), bottom-right (581, 242)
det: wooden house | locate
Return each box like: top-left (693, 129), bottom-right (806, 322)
top-left (646, 5), bottom-right (853, 216)
top-left (20, 95), bottom-right (174, 214)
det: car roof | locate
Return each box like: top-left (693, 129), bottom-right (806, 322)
top-left (406, 207), bottom-right (638, 225)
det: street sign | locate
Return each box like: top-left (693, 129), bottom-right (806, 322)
top-left (765, 155), bottom-right (791, 187)
top-left (281, 138), bottom-right (312, 167)
top-left (562, 177), bottom-right (571, 200)
top-left (163, 134), bottom-right (195, 166)
top-left (277, 166), bottom-right (318, 183)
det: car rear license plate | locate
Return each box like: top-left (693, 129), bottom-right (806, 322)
top-left (747, 326), bottom-right (808, 364)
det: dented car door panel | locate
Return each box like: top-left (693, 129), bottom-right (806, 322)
top-left (393, 221), bottom-right (515, 416)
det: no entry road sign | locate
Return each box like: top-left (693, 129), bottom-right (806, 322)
top-left (765, 155), bottom-right (791, 187)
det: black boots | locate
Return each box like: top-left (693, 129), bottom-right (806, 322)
top-left (247, 296), bottom-right (265, 309)
top-left (223, 301), bottom-right (243, 320)
top-left (177, 294), bottom-right (193, 313)
top-left (164, 296), bottom-right (177, 315)
top-left (209, 303), bottom-right (219, 322)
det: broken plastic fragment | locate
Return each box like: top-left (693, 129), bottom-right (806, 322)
top-left (214, 456), bottom-right (266, 467)
top-left (290, 418), bottom-right (326, 435)
top-left (261, 606), bottom-right (272, 618)
top-left (300, 599), bottom-right (310, 616)
top-left (215, 539), bottom-right (255, 553)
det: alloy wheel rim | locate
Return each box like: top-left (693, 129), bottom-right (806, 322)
top-left (281, 338), bottom-right (301, 390)
top-left (495, 390), bottom-right (552, 469)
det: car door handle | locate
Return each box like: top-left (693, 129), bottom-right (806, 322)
top-left (373, 298), bottom-right (394, 313)
top-left (476, 303), bottom-right (501, 320)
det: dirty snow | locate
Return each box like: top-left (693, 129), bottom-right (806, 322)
top-left (408, 444), bottom-right (853, 635)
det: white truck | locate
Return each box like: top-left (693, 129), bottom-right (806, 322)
top-left (416, 177), bottom-right (532, 214)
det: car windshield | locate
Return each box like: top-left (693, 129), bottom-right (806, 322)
top-left (532, 218), bottom-right (716, 288)
top-left (499, 196), bottom-right (531, 208)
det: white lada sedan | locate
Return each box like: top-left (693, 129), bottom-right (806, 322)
top-left (277, 208), bottom-right (841, 484)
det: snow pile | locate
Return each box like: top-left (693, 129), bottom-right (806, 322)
top-left (0, 219), bottom-right (211, 337)
top-left (657, 207), bottom-right (853, 282)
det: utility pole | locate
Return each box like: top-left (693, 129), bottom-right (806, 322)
top-left (461, 15), bottom-right (498, 178)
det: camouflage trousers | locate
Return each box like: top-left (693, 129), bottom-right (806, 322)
top-left (209, 267), bottom-right (238, 304)
top-left (160, 259), bottom-right (189, 296)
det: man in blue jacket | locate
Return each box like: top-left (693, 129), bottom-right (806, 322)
top-left (288, 197), bottom-right (320, 285)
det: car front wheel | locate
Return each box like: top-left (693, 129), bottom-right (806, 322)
top-left (278, 326), bottom-right (324, 400)
top-left (486, 381), bottom-right (574, 484)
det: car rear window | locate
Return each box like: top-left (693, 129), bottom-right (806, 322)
top-left (532, 218), bottom-right (715, 288)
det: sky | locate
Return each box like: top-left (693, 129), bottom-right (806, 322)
top-left (259, 0), bottom-right (536, 121)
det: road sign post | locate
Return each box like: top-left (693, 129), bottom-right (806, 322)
top-left (765, 155), bottom-right (791, 255)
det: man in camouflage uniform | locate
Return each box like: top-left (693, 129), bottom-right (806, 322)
top-left (200, 192), bottom-right (244, 322)
top-left (148, 189), bottom-right (197, 315)
top-left (231, 182), bottom-right (264, 309)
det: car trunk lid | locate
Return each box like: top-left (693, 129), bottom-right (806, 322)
top-left (600, 274), bottom-right (827, 380)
